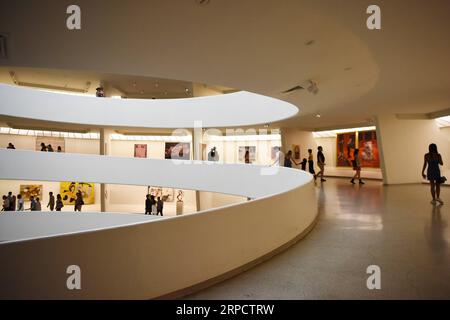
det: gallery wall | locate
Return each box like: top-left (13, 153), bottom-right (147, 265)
top-left (376, 114), bottom-right (450, 184)
top-left (281, 128), bottom-right (383, 179)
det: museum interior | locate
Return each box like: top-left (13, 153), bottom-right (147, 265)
top-left (0, 0), bottom-right (450, 300)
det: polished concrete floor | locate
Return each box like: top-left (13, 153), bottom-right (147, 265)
top-left (187, 178), bottom-right (450, 299)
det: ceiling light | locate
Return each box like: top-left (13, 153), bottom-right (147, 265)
top-left (315, 113), bottom-right (321, 118)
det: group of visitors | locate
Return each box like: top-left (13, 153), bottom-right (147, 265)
top-left (145, 195), bottom-right (164, 216)
top-left (0, 191), bottom-right (82, 212)
top-left (283, 146), bottom-right (365, 184)
top-left (40, 143), bottom-right (62, 152)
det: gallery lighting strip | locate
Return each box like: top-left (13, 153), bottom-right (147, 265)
top-left (205, 134), bottom-right (281, 142)
top-left (435, 115), bottom-right (450, 128)
top-left (109, 134), bottom-right (192, 142)
top-left (0, 127), bottom-right (100, 139)
top-left (312, 126), bottom-right (376, 138)
top-left (0, 127), bottom-right (191, 142)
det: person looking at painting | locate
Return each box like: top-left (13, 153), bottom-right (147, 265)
top-left (308, 149), bottom-right (316, 180)
top-left (244, 150), bottom-right (251, 164)
top-left (74, 192), bottom-right (84, 211)
top-left (145, 194), bottom-right (152, 215)
top-left (150, 195), bottom-right (157, 215)
top-left (317, 146), bottom-right (326, 182)
top-left (55, 194), bottom-right (64, 211)
top-left (422, 143), bottom-right (444, 205)
top-left (6, 143), bottom-right (15, 149)
top-left (2, 195), bottom-right (10, 211)
top-left (47, 192), bottom-right (55, 211)
top-left (17, 194), bottom-right (24, 211)
top-left (40, 142), bottom-right (47, 151)
top-left (35, 197), bottom-right (42, 211)
top-left (351, 149), bottom-right (364, 185)
top-left (29, 196), bottom-right (37, 211)
top-left (208, 147), bottom-right (219, 162)
top-left (284, 150), bottom-right (299, 168)
top-left (157, 197), bottom-right (164, 216)
top-left (47, 144), bottom-right (54, 152)
top-left (57, 146), bottom-right (62, 152)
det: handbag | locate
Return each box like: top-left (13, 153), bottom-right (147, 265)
top-left (440, 176), bottom-right (447, 184)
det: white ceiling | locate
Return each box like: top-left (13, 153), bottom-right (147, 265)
top-left (1, 0), bottom-right (449, 130)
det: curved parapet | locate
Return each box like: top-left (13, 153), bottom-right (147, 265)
top-left (0, 85), bottom-right (317, 299)
top-left (0, 83), bottom-right (298, 128)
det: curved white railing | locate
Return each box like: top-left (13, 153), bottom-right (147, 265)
top-left (0, 85), bottom-right (317, 299)
top-left (0, 83), bottom-right (298, 128)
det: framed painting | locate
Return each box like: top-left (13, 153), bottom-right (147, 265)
top-left (358, 130), bottom-right (380, 168)
top-left (336, 132), bottom-right (356, 167)
top-left (134, 144), bottom-right (147, 158)
top-left (20, 185), bottom-right (43, 201)
top-left (60, 182), bottom-right (95, 205)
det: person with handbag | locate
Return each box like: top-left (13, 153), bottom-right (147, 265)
top-left (422, 143), bottom-right (444, 205)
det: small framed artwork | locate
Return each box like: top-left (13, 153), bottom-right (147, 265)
top-left (134, 144), bottom-right (147, 158)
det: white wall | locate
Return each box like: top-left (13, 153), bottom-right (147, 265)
top-left (377, 114), bottom-right (450, 184)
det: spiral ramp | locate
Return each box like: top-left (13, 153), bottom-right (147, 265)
top-left (0, 84), bottom-right (317, 299)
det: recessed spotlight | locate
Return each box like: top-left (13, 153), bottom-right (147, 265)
top-left (185, 88), bottom-right (190, 92)
top-left (315, 113), bottom-right (321, 118)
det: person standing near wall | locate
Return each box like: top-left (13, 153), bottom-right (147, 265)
top-left (40, 143), bottom-right (47, 151)
top-left (150, 195), bottom-right (157, 215)
top-left (55, 194), bottom-right (64, 211)
top-left (145, 194), bottom-right (152, 215)
top-left (2, 195), bottom-right (10, 211)
top-left (317, 146), bottom-right (326, 182)
top-left (308, 149), bottom-right (316, 180)
top-left (6, 143), bottom-right (15, 149)
top-left (35, 197), bottom-right (42, 211)
top-left (47, 192), bottom-right (55, 211)
top-left (17, 194), bottom-right (24, 211)
top-left (422, 143), bottom-right (444, 205)
top-left (29, 196), bottom-right (37, 211)
top-left (74, 192), bottom-right (84, 212)
top-left (157, 197), bottom-right (164, 216)
top-left (351, 149), bottom-right (364, 184)
top-left (8, 192), bottom-right (16, 211)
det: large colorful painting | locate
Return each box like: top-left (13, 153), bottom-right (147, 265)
top-left (60, 182), bottom-right (95, 205)
top-left (20, 185), bottom-right (43, 201)
top-left (134, 144), bottom-right (147, 158)
top-left (147, 186), bottom-right (174, 202)
top-left (238, 146), bottom-right (256, 164)
top-left (358, 130), bottom-right (380, 168)
top-left (36, 136), bottom-right (65, 152)
top-left (336, 132), bottom-right (356, 167)
top-left (164, 142), bottom-right (190, 160)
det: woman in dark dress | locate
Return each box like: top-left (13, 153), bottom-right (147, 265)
top-left (422, 143), bottom-right (444, 205)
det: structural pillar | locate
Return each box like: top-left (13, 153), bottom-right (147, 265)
top-left (100, 128), bottom-right (114, 212)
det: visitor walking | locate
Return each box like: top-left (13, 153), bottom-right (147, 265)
top-left (317, 146), bottom-right (326, 182)
top-left (422, 143), bottom-right (444, 205)
top-left (351, 149), bottom-right (365, 184)
top-left (308, 149), bottom-right (316, 180)
top-left (150, 195), bottom-right (157, 215)
top-left (29, 196), bottom-right (37, 211)
top-left (47, 192), bottom-right (55, 211)
top-left (40, 143), bottom-right (47, 151)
